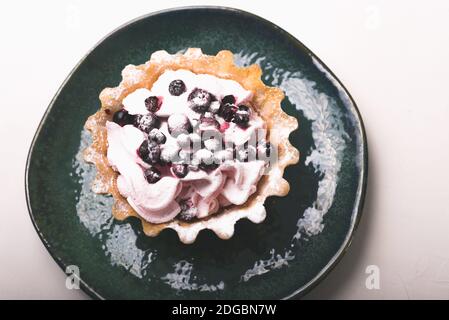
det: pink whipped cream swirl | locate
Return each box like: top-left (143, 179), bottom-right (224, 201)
top-left (106, 69), bottom-right (268, 224)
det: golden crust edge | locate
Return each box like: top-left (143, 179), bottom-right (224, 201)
top-left (83, 48), bottom-right (300, 244)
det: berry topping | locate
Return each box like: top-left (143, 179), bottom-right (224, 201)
top-left (168, 79), bottom-right (186, 96)
top-left (148, 128), bottom-right (166, 144)
top-left (204, 138), bottom-right (221, 152)
top-left (167, 113), bottom-right (193, 136)
top-left (176, 133), bottom-right (191, 149)
top-left (218, 102), bottom-right (237, 122)
top-left (233, 105), bottom-right (251, 127)
top-left (172, 163), bottom-right (189, 178)
top-left (144, 96), bottom-right (161, 113)
top-left (221, 95), bottom-right (236, 105)
top-left (178, 200), bottom-right (198, 222)
top-left (195, 149), bottom-right (218, 171)
top-left (160, 144), bottom-right (180, 164)
top-left (199, 113), bottom-right (220, 131)
top-left (200, 162), bottom-right (219, 171)
top-left (143, 166), bottom-right (161, 184)
top-left (138, 140), bottom-right (161, 164)
top-left (188, 88), bottom-right (213, 113)
top-left (134, 113), bottom-right (160, 134)
top-left (138, 140), bottom-right (149, 158)
top-left (219, 121), bottom-right (230, 133)
top-left (189, 133), bottom-right (202, 149)
top-left (195, 148), bottom-right (214, 163)
top-left (112, 109), bottom-right (134, 126)
top-left (214, 148), bottom-right (234, 164)
top-left (178, 149), bottom-right (192, 163)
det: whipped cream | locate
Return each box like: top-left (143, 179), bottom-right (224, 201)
top-left (107, 69), bottom-right (268, 223)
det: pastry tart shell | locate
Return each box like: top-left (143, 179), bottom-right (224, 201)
top-left (84, 48), bottom-right (299, 244)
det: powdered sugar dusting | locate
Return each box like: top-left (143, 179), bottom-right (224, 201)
top-left (73, 129), bottom-right (114, 235)
top-left (241, 249), bottom-right (295, 282)
top-left (277, 73), bottom-right (347, 238)
top-left (161, 261), bottom-right (225, 292)
top-left (122, 65), bottom-right (146, 85)
top-left (105, 224), bottom-right (154, 278)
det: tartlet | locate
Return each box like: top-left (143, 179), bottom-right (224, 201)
top-left (84, 48), bottom-right (299, 243)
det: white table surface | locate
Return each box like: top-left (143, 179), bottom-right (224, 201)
top-left (1, 0), bottom-right (448, 300)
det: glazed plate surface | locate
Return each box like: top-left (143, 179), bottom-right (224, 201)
top-left (26, 7), bottom-right (367, 299)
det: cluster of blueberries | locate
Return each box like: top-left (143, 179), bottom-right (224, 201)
top-left (111, 79), bottom-right (272, 185)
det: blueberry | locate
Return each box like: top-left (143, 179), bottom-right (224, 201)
top-left (233, 105), bottom-right (251, 127)
top-left (218, 103), bottom-right (237, 122)
top-left (167, 113), bottom-right (192, 136)
top-left (195, 149), bottom-right (219, 171)
top-left (143, 166), bottom-right (161, 184)
top-left (138, 140), bottom-right (149, 158)
top-left (144, 96), bottom-right (160, 112)
top-left (148, 128), bottom-right (166, 144)
top-left (195, 148), bottom-right (214, 163)
top-left (221, 95), bottom-right (236, 105)
top-left (168, 79), bottom-right (186, 96)
top-left (176, 133), bottom-right (191, 149)
top-left (188, 88), bottom-right (213, 113)
top-left (138, 140), bottom-right (161, 164)
top-left (172, 163), bottom-right (189, 178)
top-left (112, 109), bottom-right (134, 126)
top-left (188, 133), bottom-right (202, 150)
top-left (199, 162), bottom-right (219, 171)
top-left (204, 138), bottom-right (221, 152)
top-left (178, 200), bottom-right (198, 222)
top-left (178, 149), bottom-right (192, 163)
top-left (238, 105), bottom-right (250, 112)
top-left (134, 113), bottom-right (160, 133)
top-left (160, 144), bottom-right (180, 164)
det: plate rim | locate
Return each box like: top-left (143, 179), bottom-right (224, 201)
top-left (24, 5), bottom-right (368, 300)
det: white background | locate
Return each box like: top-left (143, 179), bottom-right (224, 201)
top-left (1, 0), bottom-right (448, 299)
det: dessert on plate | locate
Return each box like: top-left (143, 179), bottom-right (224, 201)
top-left (84, 48), bottom-right (299, 243)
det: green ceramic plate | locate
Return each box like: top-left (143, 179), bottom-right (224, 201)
top-left (25, 6), bottom-right (367, 299)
